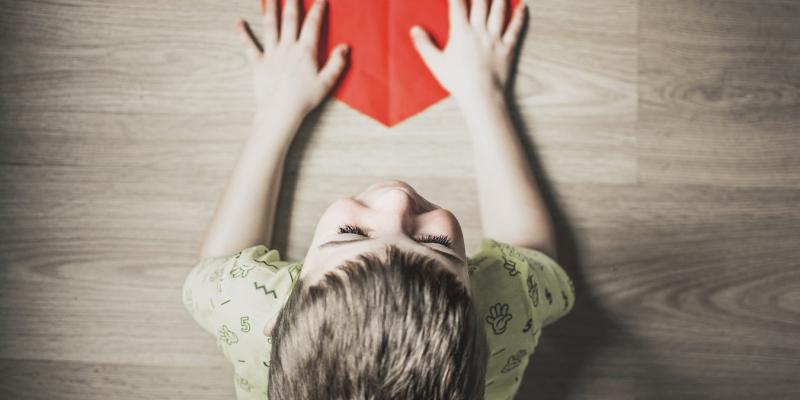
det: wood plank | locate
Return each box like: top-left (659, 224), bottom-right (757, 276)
top-left (0, 358), bottom-right (233, 400)
top-left (638, 0), bottom-right (800, 187)
top-left (1, 0), bottom-right (799, 399)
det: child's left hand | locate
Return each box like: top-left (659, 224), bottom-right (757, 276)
top-left (235, 0), bottom-right (349, 117)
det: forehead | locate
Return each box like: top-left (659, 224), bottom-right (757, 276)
top-left (307, 239), bottom-right (470, 290)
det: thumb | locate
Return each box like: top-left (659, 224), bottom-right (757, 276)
top-left (409, 25), bottom-right (442, 73)
top-left (318, 43), bottom-right (350, 93)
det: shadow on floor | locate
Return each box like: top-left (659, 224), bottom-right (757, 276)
top-left (505, 44), bottom-right (714, 399)
top-left (269, 101), bottom-right (327, 258)
top-left (506, 87), bottom-right (620, 399)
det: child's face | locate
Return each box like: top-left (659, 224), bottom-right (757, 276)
top-left (301, 179), bottom-right (469, 289)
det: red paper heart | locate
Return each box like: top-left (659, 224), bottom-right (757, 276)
top-left (263, 0), bottom-right (520, 127)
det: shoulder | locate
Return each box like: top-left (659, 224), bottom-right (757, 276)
top-left (182, 244), bottom-right (303, 370)
top-left (183, 245), bottom-right (302, 309)
top-left (466, 238), bottom-right (578, 398)
top-left (468, 238), bottom-right (575, 312)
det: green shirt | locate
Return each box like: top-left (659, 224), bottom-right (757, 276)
top-left (182, 238), bottom-right (576, 399)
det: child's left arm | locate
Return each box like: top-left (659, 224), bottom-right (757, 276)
top-left (199, 0), bottom-right (349, 259)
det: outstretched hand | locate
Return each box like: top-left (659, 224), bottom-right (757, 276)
top-left (235, 0), bottom-right (349, 117)
top-left (410, 0), bottom-right (527, 105)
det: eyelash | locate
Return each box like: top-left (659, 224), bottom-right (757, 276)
top-left (337, 224), bottom-right (453, 248)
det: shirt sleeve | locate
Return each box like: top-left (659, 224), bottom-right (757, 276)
top-left (467, 238), bottom-right (576, 400)
top-left (182, 244), bottom-right (302, 400)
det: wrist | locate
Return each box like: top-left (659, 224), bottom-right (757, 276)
top-left (251, 108), bottom-right (305, 150)
top-left (454, 84), bottom-right (508, 118)
top-left (255, 100), bottom-right (312, 120)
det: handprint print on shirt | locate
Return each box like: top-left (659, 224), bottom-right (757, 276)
top-left (230, 261), bottom-right (256, 279)
top-left (218, 324), bottom-right (239, 345)
top-left (207, 266), bottom-right (225, 292)
top-left (486, 303), bottom-right (513, 335)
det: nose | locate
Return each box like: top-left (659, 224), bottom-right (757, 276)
top-left (375, 187), bottom-right (419, 212)
top-left (373, 188), bottom-right (421, 223)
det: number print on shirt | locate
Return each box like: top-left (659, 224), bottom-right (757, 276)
top-left (502, 255), bottom-right (520, 276)
top-left (486, 303), bottom-right (513, 334)
top-left (526, 274), bottom-right (539, 307)
top-left (545, 287), bottom-right (553, 305)
top-left (218, 325), bottom-right (239, 345)
top-left (240, 316), bottom-right (251, 332)
top-left (501, 350), bottom-right (527, 373)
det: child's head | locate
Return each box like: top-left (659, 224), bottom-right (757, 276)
top-left (268, 245), bottom-right (488, 399)
top-left (299, 179), bottom-right (470, 290)
top-left (266, 180), bottom-right (486, 399)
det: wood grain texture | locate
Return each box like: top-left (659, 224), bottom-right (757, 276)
top-left (1, 0), bottom-right (799, 399)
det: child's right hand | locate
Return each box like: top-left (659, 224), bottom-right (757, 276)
top-left (410, 0), bottom-right (527, 106)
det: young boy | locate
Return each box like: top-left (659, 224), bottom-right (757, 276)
top-left (182, 0), bottom-right (576, 399)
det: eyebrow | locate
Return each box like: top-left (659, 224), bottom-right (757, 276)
top-left (319, 237), bottom-right (465, 265)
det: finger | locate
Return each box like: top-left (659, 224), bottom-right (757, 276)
top-left (280, 0), bottom-right (300, 43)
top-left (487, 0), bottom-right (506, 38)
top-left (262, 0), bottom-right (279, 50)
top-left (470, 0), bottom-right (488, 30)
top-left (299, 0), bottom-right (326, 53)
top-left (318, 43), bottom-right (349, 92)
top-left (501, 1), bottom-right (527, 48)
top-left (235, 19), bottom-right (262, 63)
top-left (448, 0), bottom-right (469, 27)
top-left (409, 26), bottom-right (442, 73)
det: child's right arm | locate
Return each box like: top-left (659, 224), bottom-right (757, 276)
top-left (411, 0), bottom-right (556, 258)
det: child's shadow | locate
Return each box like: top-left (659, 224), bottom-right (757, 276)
top-left (504, 24), bottom-right (707, 399)
top-left (494, 18), bottom-right (619, 397)
top-left (503, 89), bottom-right (620, 399)
top-left (268, 104), bottom-right (325, 259)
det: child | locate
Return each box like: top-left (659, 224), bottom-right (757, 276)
top-left (182, 0), bottom-right (576, 399)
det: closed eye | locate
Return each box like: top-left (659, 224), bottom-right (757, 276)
top-left (337, 224), bottom-right (453, 248)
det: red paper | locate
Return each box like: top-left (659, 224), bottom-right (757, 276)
top-left (264, 0), bottom-right (520, 127)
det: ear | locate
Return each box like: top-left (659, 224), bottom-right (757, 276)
top-left (263, 316), bottom-right (277, 337)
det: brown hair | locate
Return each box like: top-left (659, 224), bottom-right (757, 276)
top-left (268, 245), bottom-right (488, 400)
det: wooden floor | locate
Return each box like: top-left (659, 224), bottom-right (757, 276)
top-left (1, 0), bottom-right (798, 398)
